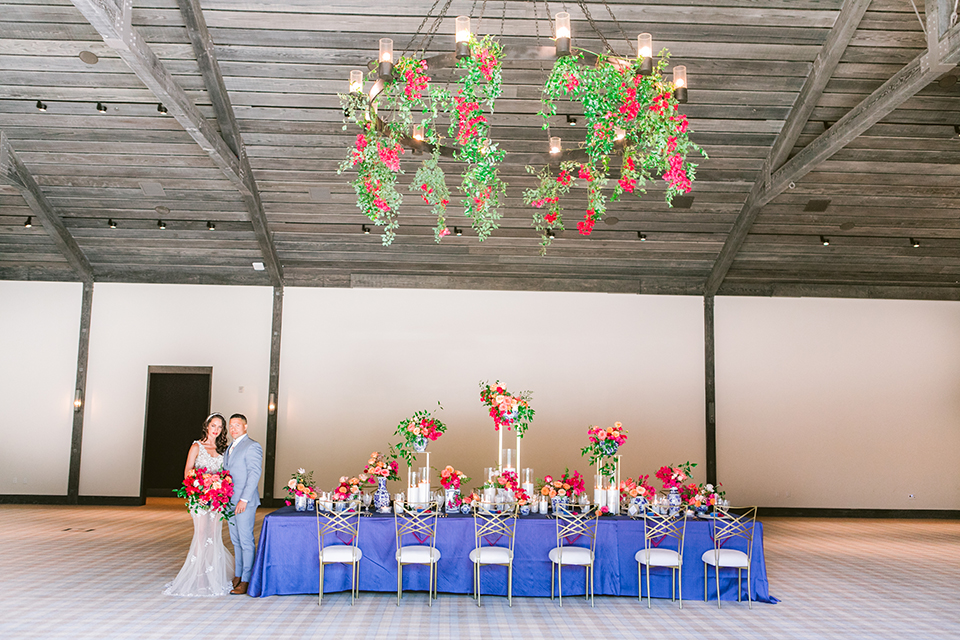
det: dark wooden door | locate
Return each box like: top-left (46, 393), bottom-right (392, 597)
top-left (142, 367), bottom-right (212, 498)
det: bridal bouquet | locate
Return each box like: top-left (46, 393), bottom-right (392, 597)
top-left (479, 380), bottom-right (535, 437)
top-left (176, 467), bottom-right (235, 521)
top-left (393, 405), bottom-right (447, 465)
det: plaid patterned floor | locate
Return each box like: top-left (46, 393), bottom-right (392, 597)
top-left (0, 500), bottom-right (957, 640)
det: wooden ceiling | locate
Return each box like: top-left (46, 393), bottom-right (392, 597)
top-left (1, 0), bottom-right (959, 299)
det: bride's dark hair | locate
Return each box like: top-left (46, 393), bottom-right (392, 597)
top-left (202, 413), bottom-right (228, 455)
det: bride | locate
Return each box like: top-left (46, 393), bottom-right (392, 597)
top-left (164, 413), bottom-right (235, 597)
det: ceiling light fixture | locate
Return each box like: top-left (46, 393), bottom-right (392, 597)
top-left (820, 235), bottom-right (829, 246)
top-left (362, 224), bottom-right (370, 234)
top-left (910, 238), bottom-right (920, 248)
top-left (157, 103), bottom-right (168, 114)
top-left (157, 220), bottom-right (166, 230)
top-left (207, 221), bottom-right (215, 231)
top-left (24, 216), bottom-right (32, 228)
top-left (36, 100), bottom-right (47, 112)
top-left (108, 218), bottom-right (117, 228)
top-left (96, 102), bottom-right (107, 113)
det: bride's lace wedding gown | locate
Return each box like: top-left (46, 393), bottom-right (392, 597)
top-left (163, 442), bottom-right (235, 597)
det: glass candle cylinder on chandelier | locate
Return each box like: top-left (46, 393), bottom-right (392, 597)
top-left (378, 38), bottom-right (394, 80)
top-left (455, 16), bottom-right (471, 58)
top-left (673, 65), bottom-right (688, 103)
top-left (637, 33), bottom-right (653, 75)
top-left (349, 70), bottom-right (363, 93)
top-left (555, 12), bottom-right (571, 56)
top-left (549, 136), bottom-right (561, 155)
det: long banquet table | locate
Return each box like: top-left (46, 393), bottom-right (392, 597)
top-left (249, 506), bottom-right (777, 603)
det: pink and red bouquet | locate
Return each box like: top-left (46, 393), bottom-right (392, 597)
top-left (620, 475), bottom-right (656, 502)
top-left (479, 380), bottom-right (535, 437)
top-left (489, 470), bottom-right (530, 505)
top-left (333, 476), bottom-right (363, 502)
top-left (176, 467), bottom-right (235, 521)
top-left (581, 422), bottom-right (628, 477)
top-left (537, 469), bottom-right (587, 499)
top-left (394, 406), bottom-right (447, 465)
top-left (690, 481), bottom-right (725, 507)
top-left (655, 461), bottom-right (698, 490)
top-left (364, 451), bottom-right (401, 483)
top-left (439, 465), bottom-right (470, 490)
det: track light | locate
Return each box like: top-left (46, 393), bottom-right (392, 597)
top-left (454, 226), bottom-right (462, 236)
top-left (96, 102), bottom-right (107, 113)
top-left (36, 100), bottom-right (47, 112)
top-left (207, 221), bottom-right (215, 231)
top-left (566, 114), bottom-right (577, 126)
top-left (157, 103), bottom-right (168, 114)
top-left (108, 218), bottom-right (117, 229)
top-left (638, 232), bottom-right (647, 241)
top-left (910, 238), bottom-right (920, 248)
top-left (362, 224), bottom-right (370, 234)
top-left (820, 235), bottom-right (829, 246)
top-left (24, 216), bottom-right (32, 228)
top-left (546, 229), bottom-right (555, 239)
top-left (157, 220), bottom-right (166, 230)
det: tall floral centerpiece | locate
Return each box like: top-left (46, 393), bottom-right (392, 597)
top-left (283, 468), bottom-right (318, 511)
top-left (364, 451), bottom-right (401, 513)
top-left (479, 380), bottom-right (535, 472)
top-left (393, 405), bottom-right (447, 465)
top-left (176, 467), bottom-right (235, 521)
top-left (581, 422), bottom-right (628, 478)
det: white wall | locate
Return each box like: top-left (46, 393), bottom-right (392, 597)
top-left (276, 287), bottom-right (706, 495)
top-left (0, 281), bottom-right (82, 495)
top-left (80, 284), bottom-right (273, 497)
top-left (715, 296), bottom-right (960, 510)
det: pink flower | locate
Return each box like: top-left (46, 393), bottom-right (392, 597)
top-left (438, 227), bottom-right (450, 238)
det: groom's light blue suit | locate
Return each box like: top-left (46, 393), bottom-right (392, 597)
top-left (224, 434), bottom-right (262, 583)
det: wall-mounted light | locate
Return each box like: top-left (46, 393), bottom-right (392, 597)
top-left (954, 125), bottom-right (960, 138)
top-left (268, 392), bottom-right (276, 415)
top-left (638, 232), bottom-right (647, 241)
top-left (566, 114), bottom-right (577, 126)
top-left (637, 33), bottom-right (653, 75)
top-left (207, 220), bottom-right (215, 231)
top-left (96, 102), bottom-right (107, 113)
top-left (36, 100), bottom-right (47, 112)
top-left (455, 16), bottom-right (471, 59)
top-left (157, 103), bottom-right (168, 114)
top-left (362, 224), bottom-right (371, 235)
top-left (820, 235), bottom-right (830, 246)
top-left (454, 226), bottom-right (462, 236)
top-left (252, 261), bottom-right (265, 271)
top-left (108, 218), bottom-right (117, 229)
top-left (546, 229), bottom-right (555, 239)
top-left (555, 12), bottom-right (571, 57)
top-left (157, 219), bottom-right (166, 230)
top-left (24, 216), bottom-right (32, 228)
top-left (672, 66), bottom-right (687, 103)
top-left (910, 238), bottom-right (920, 248)
top-left (378, 38), bottom-right (394, 80)
top-left (549, 136), bottom-right (562, 155)
top-left (74, 389), bottom-right (83, 412)
top-left (349, 70), bottom-right (364, 94)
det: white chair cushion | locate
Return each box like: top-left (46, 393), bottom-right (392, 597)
top-left (469, 546), bottom-right (513, 565)
top-left (548, 546), bottom-right (594, 566)
top-left (635, 547), bottom-right (680, 568)
top-left (319, 544), bottom-right (361, 564)
top-left (701, 548), bottom-right (749, 568)
top-left (397, 545), bottom-right (441, 564)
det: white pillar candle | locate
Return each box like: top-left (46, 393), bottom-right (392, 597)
top-left (594, 487), bottom-right (606, 509)
top-left (483, 486), bottom-right (496, 504)
top-left (607, 487), bottom-right (620, 514)
top-left (539, 499), bottom-right (548, 514)
top-left (522, 482), bottom-right (535, 498)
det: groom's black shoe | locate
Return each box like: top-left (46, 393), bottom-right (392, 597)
top-left (231, 582), bottom-right (248, 595)
top-left (232, 576), bottom-right (241, 589)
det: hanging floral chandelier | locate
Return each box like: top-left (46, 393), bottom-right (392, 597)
top-left (338, 6), bottom-right (705, 253)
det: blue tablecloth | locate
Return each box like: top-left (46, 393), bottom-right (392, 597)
top-left (249, 507), bottom-right (776, 603)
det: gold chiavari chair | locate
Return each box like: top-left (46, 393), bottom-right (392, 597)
top-left (469, 504), bottom-right (519, 607)
top-left (548, 506), bottom-right (601, 607)
top-left (635, 510), bottom-right (687, 608)
top-left (701, 506), bottom-right (758, 609)
top-left (394, 501), bottom-right (441, 606)
top-left (315, 503), bottom-right (362, 605)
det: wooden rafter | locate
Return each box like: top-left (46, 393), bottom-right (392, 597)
top-left (0, 131), bottom-right (95, 282)
top-left (69, 0), bottom-right (283, 286)
top-left (704, 0), bottom-right (872, 296)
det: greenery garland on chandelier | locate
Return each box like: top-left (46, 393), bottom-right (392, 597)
top-left (338, 10), bottom-right (705, 254)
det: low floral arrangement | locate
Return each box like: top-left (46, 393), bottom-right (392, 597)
top-left (537, 469), bottom-right (587, 499)
top-left (479, 380), bottom-right (535, 437)
top-left (363, 451), bottom-right (401, 483)
top-left (333, 476), bottom-right (363, 502)
top-left (581, 422), bottom-right (628, 478)
top-left (176, 467), bottom-right (235, 521)
top-left (655, 461), bottom-right (697, 491)
top-left (282, 468), bottom-right (318, 507)
top-left (689, 481), bottom-right (725, 507)
top-left (439, 465), bottom-right (470, 491)
top-left (393, 405), bottom-right (447, 465)
top-left (488, 470), bottom-right (531, 505)
top-left (620, 475), bottom-right (657, 503)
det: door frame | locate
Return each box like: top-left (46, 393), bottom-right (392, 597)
top-left (139, 365), bottom-right (213, 503)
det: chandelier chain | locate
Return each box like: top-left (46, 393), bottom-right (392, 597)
top-left (403, 0), bottom-right (443, 56)
top-left (576, 0), bottom-right (615, 54)
top-left (600, 0), bottom-right (632, 51)
top-left (421, 0), bottom-right (456, 55)
top-left (534, 0), bottom-right (551, 139)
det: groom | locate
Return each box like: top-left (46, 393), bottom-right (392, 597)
top-left (224, 413), bottom-right (262, 595)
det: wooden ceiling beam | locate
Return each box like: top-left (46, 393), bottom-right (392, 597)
top-left (0, 131), bottom-right (95, 282)
top-left (69, 0), bottom-right (282, 286)
top-left (704, 0), bottom-right (872, 296)
top-left (705, 12), bottom-right (960, 296)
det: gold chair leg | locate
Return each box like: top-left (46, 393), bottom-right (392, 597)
top-left (590, 564), bottom-right (594, 608)
top-left (558, 563), bottom-right (563, 607)
top-left (671, 568), bottom-right (675, 602)
top-left (550, 562), bottom-right (555, 600)
top-left (738, 568), bottom-right (742, 603)
top-left (646, 564), bottom-right (652, 609)
top-left (396, 562), bottom-right (402, 606)
top-left (318, 562), bottom-right (323, 607)
top-left (703, 563), bottom-right (707, 602)
top-left (477, 563), bottom-right (482, 608)
top-left (678, 564), bottom-right (683, 609)
top-left (428, 563), bottom-right (433, 607)
top-left (747, 566), bottom-right (753, 610)
top-left (716, 564), bottom-right (722, 610)
top-left (508, 563), bottom-right (513, 607)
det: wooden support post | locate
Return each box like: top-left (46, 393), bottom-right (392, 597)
top-left (704, 295), bottom-right (717, 487)
top-left (67, 281), bottom-right (94, 504)
top-left (263, 285), bottom-right (282, 502)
